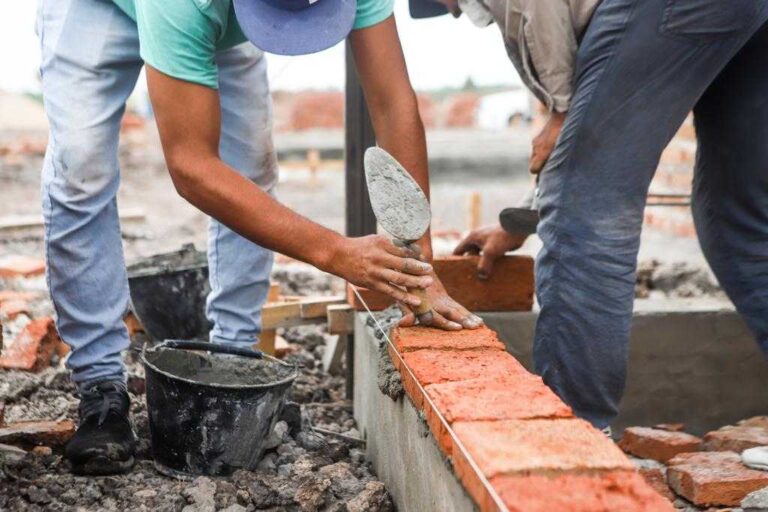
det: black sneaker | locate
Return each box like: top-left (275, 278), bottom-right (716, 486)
top-left (65, 381), bottom-right (137, 475)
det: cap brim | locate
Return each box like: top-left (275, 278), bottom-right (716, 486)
top-left (409, 0), bottom-right (448, 19)
top-left (233, 0), bottom-right (356, 56)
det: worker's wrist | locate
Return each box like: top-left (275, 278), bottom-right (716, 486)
top-left (312, 232), bottom-right (348, 276)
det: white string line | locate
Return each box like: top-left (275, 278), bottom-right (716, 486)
top-left (349, 286), bottom-right (509, 512)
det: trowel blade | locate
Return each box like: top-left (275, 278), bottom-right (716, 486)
top-left (364, 147), bottom-right (431, 242)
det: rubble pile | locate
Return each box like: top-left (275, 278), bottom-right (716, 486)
top-left (636, 260), bottom-right (723, 299)
top-left (0, 266), bottom-right (393, 512)
top-left (620, 420), bottom-right (768, 510)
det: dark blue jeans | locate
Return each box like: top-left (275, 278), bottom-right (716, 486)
top-left (535, 0), bottom-right (768, 428)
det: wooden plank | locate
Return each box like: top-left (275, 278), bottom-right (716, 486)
top-left (300, 296), bottom-right (345, 319)
top-left (260, 329), bottom-right (276, 356)
top-left (323, 333), bottom-right (348, 375)
top-left (327, 304), bottom-right (354, 335)
top-left (262, 301), bottom-right (302, 329)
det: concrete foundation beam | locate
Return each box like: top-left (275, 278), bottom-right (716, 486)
top-left (480, 298), bottom-right (768, 435)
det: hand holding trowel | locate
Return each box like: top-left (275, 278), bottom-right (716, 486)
top-left (364, 147), bottom-right (435, 325)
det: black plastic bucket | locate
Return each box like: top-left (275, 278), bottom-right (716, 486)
top-left (127, 245), bottom-right (211, 342)
top-left (142, 340), bottom-right (298, 478)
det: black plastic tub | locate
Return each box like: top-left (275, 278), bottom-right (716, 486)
top-left (142, 340), bottom-right (298, 478)
top-left (127, 245), bottom-right (211, 342)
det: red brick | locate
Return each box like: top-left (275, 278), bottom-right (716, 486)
top-left (424, 374), bottom-right (572, 454)
top-left (667, 451), bottom-right (768, 506)
top-left (392, 325), bottom-right (505, 353)
top-left (0, 256), bottom-right (46, 278)
top-left (739, 416), bottom-right (768, 429)
top-left (490, 471), bottom-right (674, 512)
top-left (0, 317), bottom-right (60, 372)
top-left (402, 349), bottom-right (526, 389)
top-left (702, 424), bottom-right (768, 453)
top-left (654, 423), bottom-right (686, 432)
top-left (346, 255), bottom-right (534, 312)
top-left (0, 420), bottom-right (75, 447)
top-left (453, 418), bottom-right (633, 480)
top-left (639, 467), bottom-right (676, 503)
top-left (618, 427), bottom-right (702, 462)
top-left (433, 255), bottom-right (534, 312)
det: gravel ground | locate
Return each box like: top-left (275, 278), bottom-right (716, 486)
top-left (0, 268), bottom-right (393, 512)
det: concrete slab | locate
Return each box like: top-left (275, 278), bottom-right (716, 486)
top-left (480, 298), bottom-right (768, 435)
top-left (353, 314), bottom-right (476, 512)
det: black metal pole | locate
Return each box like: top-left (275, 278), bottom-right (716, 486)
top-left (344, 41), bottom-right (377, 238)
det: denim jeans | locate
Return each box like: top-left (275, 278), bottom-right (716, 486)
top-left (535, 0), bottom-right (768, 428)
top-left (37, 0), bottom-right (277, 389)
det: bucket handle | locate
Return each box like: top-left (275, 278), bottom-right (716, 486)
top-left (157, 340), bottom-right (264, 359)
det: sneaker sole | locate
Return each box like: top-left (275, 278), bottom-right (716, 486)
top-left (71, 455), bottom-right (135, 476)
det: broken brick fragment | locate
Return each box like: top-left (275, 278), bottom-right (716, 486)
top-left (618, 427), bottom-right (702, 462)
top-left (392, 325), bottom-right (505, 353)
top-left (0, 256), bottom-right (46, 278)
top-left (489, 471), bottom-right (675, 512)
top-left (0, 420), bottom-right (75, 447)
top-left (425, 373), bottom-right (572, 454)
top-left (0, 317), bottom-right (60, 372)
top-left (453, 418), bottom-right (633, 480)
top-left (667, 451), bottom-right (768, 506)
top-left (638, 467), bottom-right (676, 503)
top-left (703, 423), bottom-right (768, 453)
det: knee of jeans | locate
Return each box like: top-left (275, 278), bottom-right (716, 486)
top-left (50, 131), bottom-right (119, 202)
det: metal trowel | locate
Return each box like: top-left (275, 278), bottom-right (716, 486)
top-left (364, 147), bottom-right (434, 325)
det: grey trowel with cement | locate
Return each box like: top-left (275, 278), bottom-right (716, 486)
top-left (364, 147), bottom-right (434, 324)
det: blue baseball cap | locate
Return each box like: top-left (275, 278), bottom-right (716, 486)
top-left (409, 0), bottom-right (448, 19)
top-left (233, 0), bottom-right (357, 56)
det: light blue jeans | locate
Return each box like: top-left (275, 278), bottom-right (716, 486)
top-left (37, 0), bottom-right (277, 389)
top-left (535, 0), bottom-right (768, 429)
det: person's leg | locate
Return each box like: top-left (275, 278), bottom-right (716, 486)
top-left (39, 0), bottom-right (142, 388)
top-left (534, 0), bottom-right (768, 428)
top-left (692, 22), bottom-right (768, 353)
top-left (207, 43), bottom-right (278, 347)
top-left (38, 0), bottom-right (143, 474)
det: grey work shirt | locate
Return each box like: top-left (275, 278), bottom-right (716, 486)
top-left (461, 0), bottom-right (601, 112)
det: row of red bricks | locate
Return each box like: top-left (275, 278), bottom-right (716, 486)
top-left (619, 420), bottom-right (768, 507)
top-left (387, 324), bottom-right (674, 512)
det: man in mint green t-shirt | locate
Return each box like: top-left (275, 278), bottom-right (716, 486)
top-left (38, 0), bottom-right (481, 475)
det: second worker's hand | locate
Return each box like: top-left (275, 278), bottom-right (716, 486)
top-left (529, 110), bottom-right (566, 175)
top-left (454, 225), bottom-right (528, 280)
top-left (328, 234), bottom-right (434, 308)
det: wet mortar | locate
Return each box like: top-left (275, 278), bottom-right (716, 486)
top-left (145, 350), bottom-right (294, 387)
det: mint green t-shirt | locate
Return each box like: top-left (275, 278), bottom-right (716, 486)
top-left (114, 0), bottom-right (394, 88)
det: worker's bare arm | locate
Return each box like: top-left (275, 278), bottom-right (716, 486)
top-left (349, 18), bottom-right (483, 330)
top-left (145, 66), bottom-right (432, 307)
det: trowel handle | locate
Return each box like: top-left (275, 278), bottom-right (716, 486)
top-left (394, 240), bottom-right (434, 325)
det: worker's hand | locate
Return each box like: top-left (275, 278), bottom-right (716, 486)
top-left (332, 235), bottom-right (434, 308)
top-left (454, 225), bottom-right (527, 279)
top-left (434, 0), bottom-right (462, 17)
top-left (398, 273), bottom-right (484, 330)
top-left (529, 111), bottom-right (566, 175)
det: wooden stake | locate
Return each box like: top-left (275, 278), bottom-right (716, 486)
top-left (468, 192), bottom-right (481, 231)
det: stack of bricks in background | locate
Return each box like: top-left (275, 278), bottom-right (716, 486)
top-left (387, 324), bottom-right (673, 511)
top-left (532, 103), bottom-right (697, 239)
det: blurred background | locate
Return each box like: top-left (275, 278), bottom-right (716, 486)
top-left (0, 1), bottom-right (704, 279)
